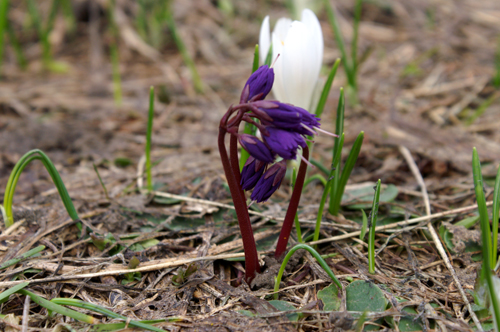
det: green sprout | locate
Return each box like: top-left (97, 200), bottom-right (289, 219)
top-left (313, 128), bottom-right (344, 244)
top-left (494, 36), bottom-right (500, 89)
top-left (136, 0), bottom-right (170, 49)
top-left (26, 0), bottom-right (67, 72)
top-left (0, 0), bottom-right (9, 72)
top-left (368, 179), bottom-right (381, 274)
top-left (146, 86), bottom-right (155, 191)
top-left (472, 148), bottom-right (500, 332)
top-left (165, 6), bottom-right (203, 94)
top-left (328, 87), bottom-right (364, 216)
top-left (274, 244), bottom-right (342, 300)
top-left (107, 0), bottom-right (123, 106)
top-left (49, 298), bottom-right (167, 331)
top-left (0, 245), bottom-right (45, 271)
top-left (323, 0), bottom-right (363, 105)
top-left (2, 149), bottom-right (79, 228)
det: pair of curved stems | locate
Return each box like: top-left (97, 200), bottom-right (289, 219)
top-left (218, 107), bottom-right (309, 283)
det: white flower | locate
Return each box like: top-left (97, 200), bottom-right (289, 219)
top-left (259, 9), bottom-right (323, 111)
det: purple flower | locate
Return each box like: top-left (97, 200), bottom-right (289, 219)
top-left (252, 101), bottom-right (320, 136)
top-left (251, 161), bottom-right (286, 202)
top-left (238, 134), bottom-right (275, 163)
top-left (240, 65), bottom-right (274, 103)
top-left (240, 156), bottom-right (267, 191)
top-left (263, 127), bottom-right (307, 160)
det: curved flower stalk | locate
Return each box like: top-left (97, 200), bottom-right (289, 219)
top-left (218, 65), bottom-right (337, 282)
top-left (259, 9), bottom-right (323, 110)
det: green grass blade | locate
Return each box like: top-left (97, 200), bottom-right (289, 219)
top-left (0, 282), bottom-right (29, 303)
top-left (328, 88), bottom-right (345, 215)
top-left (3, 154), bottom-right (41, 227)
top-left (3, 149), bottom-right (79, 228)
top-left (484, 268), bottom-right (500, 332)
top-left (91, 320), bottom-right (167, 332)
top-left (303, 174), bottom-right (327, 188)
top-left (37, 151), bottom-right (79, 220)
top-left (492, 165), bottom-right (500, 267)
top-left (331, 133), bottom-right (345, 176)
top-left (351, 0), bottom-right (362, 80)
top-left (252, 44), bottom-right (259, 72)
top-left (165, 9), bottom-right (203, 93)
top-left (6, 22), bottom-right (27, 69)
top-left (330, 131), bottom-right (364, 216)
top-left (473, 148), bottom-right (500, 332)
top-left (309, 158), bottom-right (330, 176)
top-left (0, 0), bottom-right (9, 71)
top-left (360, 209), bottom-right (368, 240)
top-left (315, 133), bottom-right (344, 244)
top-left (26, 0), bottom-right (44, 50)
top-left (354, 311), bottom-right (368, 332)
top-left (44, 0), bottom-right (60, 41)
top-left (314, 58), bottom-right (341, 119)
top-left (293, 214), bottom-right (302, 244)
top-left (146, 86), bottom-right (155, 191)
top-left (368, 179), bottom-right (381, 274)
top-left (107, 0), bottom-right (122, 106)
top-left (19, 290), bottom-right (95, 324)
top-left (323, 0), bottom-right (352, 81)
top-left (473, 148), bottom-right (492, 267)
top-left (135, 0), bottom-right (147, 40)
top-left (0, 245), bottom-right (45, 271)
top-left (51, 298), bottom-right (167, 332)
top-left (60, 0), bottom-right (76, 33)
top-left (27, 0), bottom-right (59, 66)
top-left (274, 244), bottom-right (342, 300)
top-left (93, 164), bottom-right (109, 200)
top-left (239, 129), bottom-right (251, 170)
top-left (491, 167), bottom-right (500, 266)
top-left (333, 88), bottom-right (345, 156)
top-left (465, 93), bottom-right (499, 126)
top-left (264, 44), bottom-right (273, 67)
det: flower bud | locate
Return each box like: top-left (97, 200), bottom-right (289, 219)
top-left (251, 161), bottom-right (287, 202)
top-left (240, 156), bottom-right (267, 191)
top-left (253, 101), bottom-right (319, 135)
top-left (240, 65), bottom-right (274, 103)
top-left (238, 134), bottom-right (275, 163)
top-left (263, 127), bottom-right (306, 160)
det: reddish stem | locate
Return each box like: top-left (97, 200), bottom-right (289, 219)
top-left (218, 117), bottom-right (260, 283)
top-left (274, 146), bottom-right (309, 259)
top-left (230, 134), bottom-right (242, 184)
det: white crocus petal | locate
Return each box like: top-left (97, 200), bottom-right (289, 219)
top-left (281, 21), bottom-right (319, 109)
top-left (259, 16), bottom-right (271, 64)
top-left (271, 25), bottom-right (288, 102)
top-left (271, 18), bottom-right (293, 103)
top-left (301, 8), bottom-right (323, 71)
top-left (273, 18), bottom-right (292, 45)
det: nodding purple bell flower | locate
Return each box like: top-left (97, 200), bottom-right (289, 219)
top-left (251, 101), bottom-right (320, 136)
top-left (240, 156), bottom-right (267, 191)
top-left (251, 161), bottom-right (286, 202)
top-left (263, 127), bottom-right (307, 160)
top-left (240, 65), bottom-right (275, 103)
top-left (238, 134), bottom-right (275, 163)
